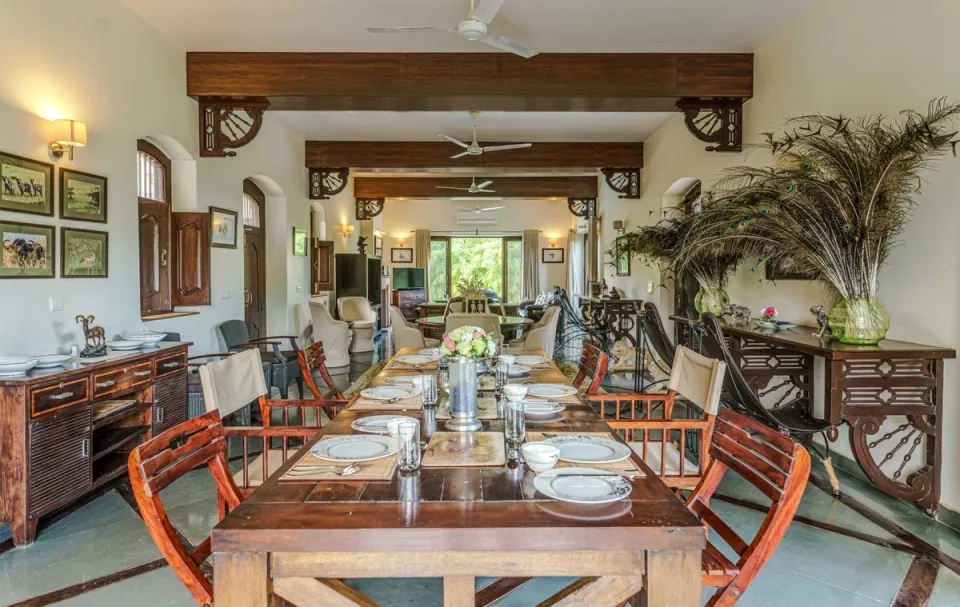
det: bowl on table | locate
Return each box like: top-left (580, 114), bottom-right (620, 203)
top-left (121, 328), bottom-right (167, 344)
top-left (522, 442), bottom-right (561, 474)
top-left (0, 357), bottom-right (40, 377)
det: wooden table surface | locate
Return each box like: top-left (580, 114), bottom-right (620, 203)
top-left (212, 347), bottom-right (705, 607)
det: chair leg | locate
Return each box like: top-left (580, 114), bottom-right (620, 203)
top-left (295, 377), bottom-right (304, 399)
top-left (279, 371), bottom-right (289, 399)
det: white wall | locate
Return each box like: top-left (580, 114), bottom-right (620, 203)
top-left (620, 0), bottom-right (960, 510)
top-left (379, 199), bottom-right (570, 301)
top-left (0, 0), bottom-right (310, 355)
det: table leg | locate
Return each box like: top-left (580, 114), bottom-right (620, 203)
top-left (215, 552), bottom-right (269, 607)
top-left (642, 549), bottom-right (700, 607)
top-left (443, 576), bottom-right (475, 607)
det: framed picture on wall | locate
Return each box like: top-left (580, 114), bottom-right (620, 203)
top-left (0, 152), bottom-right (54, 217)
top-left (542, 248), bottom-right (564, 264)
top-left (391, 247), bottom-right (413, 263)
top-left (292, 227), bottom-right (308, 256)
top-left (209, 206), bottom-right (238, 249)
top-left (0, 220), bottom-right (55, 278)
top-left (60, 169), bottom-right (107, 223)
top-left (61, 227), bottom-right (108, 278)
top-left (374, 235), bottom-right (383, 257)
top-left (615, 237), bottom-right (631, 277)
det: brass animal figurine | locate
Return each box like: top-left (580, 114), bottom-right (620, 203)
top-left (811, 305), bottom-right (831, 339)
top-left (722, 304), bottom-right (752, 324)
top-left (75, 314), bottom-right (107, 356)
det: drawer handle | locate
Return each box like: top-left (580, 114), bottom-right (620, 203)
top-left (161, 361), bottom-right (180, 369)
top-left (81, 438), bottom-right (90, 458)
top-left (156, 407), bottom-right (164, 423)
top-left (133, 370), bottom-right (152, 378)
top-left (49, 391), bottom-right (75, 401)
top-left (96, 380), bottom-right (116, 389)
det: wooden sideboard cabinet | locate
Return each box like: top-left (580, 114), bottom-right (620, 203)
top-left (392, 289), bottom-right (426, 321)
top-left (0, 342), bottom-right (189, 546)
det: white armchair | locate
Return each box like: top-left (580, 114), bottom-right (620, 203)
top-left (510, 305), bottom-right (560, 357)
top-left (445, 313), bottom-right (502, 340)
top-left (337, 296), bottom-right (378, 353)
top-left (309, 301), bottom-right (352, 367)
top-left (389, 305), bottom-right (440, 350)
top-left (293, 302), bottom-right (313, 348)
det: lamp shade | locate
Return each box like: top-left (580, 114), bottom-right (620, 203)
top-left (52, 119), bottom-right (87, 147)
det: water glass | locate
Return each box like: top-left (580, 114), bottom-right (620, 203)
top-left (397, 420), bottom-right (421, 472)
top-left (412, 374), bottom-right (438, 407)
top-left (504, 400), bottom-right (526, 447)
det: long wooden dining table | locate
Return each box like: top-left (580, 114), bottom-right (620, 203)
top-left (212, 347), bottom-right (705, 607)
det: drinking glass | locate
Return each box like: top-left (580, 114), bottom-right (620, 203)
top-left (397, 420), bottom-right (421, 472)
top-left (413, 374), bottom-right (438, 407)
top-left (504, 400), bottom-right (526, 447)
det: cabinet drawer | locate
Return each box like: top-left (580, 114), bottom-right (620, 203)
top-left (31, 378), bottom-right (90, 417)
top-left (92, 361), bottom-right (153, 398)
top-left (154, 352), bottom-right (186, 378)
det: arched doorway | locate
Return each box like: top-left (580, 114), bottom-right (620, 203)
top-left (662, 177), bottom-right (702, 318)
top-left (242, 178), bottom-right (267, 339)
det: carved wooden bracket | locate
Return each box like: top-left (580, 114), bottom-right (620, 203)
top-left (198, 97), bottom-right (270, 157)
top-left (567, 197), bottom-right (597, 219)
top-left (676, 98), bottom-right (743, 152)
top-left (356, 197), bottom-right (385, 220)
top-left (309, 168), bottom-right (350, 199)
top-left (601, 168), bottom-right (641, 199)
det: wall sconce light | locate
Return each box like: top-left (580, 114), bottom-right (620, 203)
top-left (397, 236), bottom-right (407, 247)
top-left (613, 220), bottom-right (626, 235)
top-left (50, 119), bottom-right (87, 161)
top-left (548, 237), bottom-right (558, 248)
top-left (338, 224), bottom-right (355, 240)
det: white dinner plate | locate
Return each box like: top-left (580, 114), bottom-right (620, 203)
top-left (359, 385), bottom-right (422, 401)
top-left (526, 384), bottom-right (578, 398)
top-left (533, 467), bottom-right (633, 505)
top-left (395, 354), bottom-right (438, 366)
top-left (310, 435), bottom-right (399, 462)
top-left (521, 400), bottom-right (566, 417)
top-left (544, 436), bottom-right (632, 464)
top-left (351, 415), bottom-right (417, 434)
top-left (35, 354), bottom-right (73, 368)
top-left (514, 355), bottom-right (550, 366)
top-left (418, 348), bottom-right (441, 357)
top-left (537, 498), bottom-right (632, 521)
top-left (0, 357), bottom-right (39, 376)
top-left (106, 341), bottom-right (143, 351)
top-left (385, 376), bottom-right (419, 385)
top-left (507, 364), bottom-right (531, 377)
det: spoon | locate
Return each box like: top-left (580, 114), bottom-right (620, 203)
top-left (288, 462), bottom-right (360, 476)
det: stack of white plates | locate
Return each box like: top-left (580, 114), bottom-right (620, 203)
top-left (121, 328), bottom-right (167, 345)
top-left (0, 356), bottom-right (40, 377)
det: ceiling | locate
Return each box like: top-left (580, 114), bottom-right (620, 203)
top-left (277, 111), bottom-right (671, 142)
top-left (122, 0), bottom-right (811, 53)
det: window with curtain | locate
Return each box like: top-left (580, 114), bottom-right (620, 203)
top-left (429, 238), bottom-right (450, 299)
top-left (504, 237), bottom-right (522, 303)
top-left (430, 236), bottom-right (523, 301)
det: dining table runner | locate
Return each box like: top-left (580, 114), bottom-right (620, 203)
top-left (526, 431), bottom-right (646, 477)
top-left (422, 432), bottom-right (507, 467)
top-left (279, 436), bottom-right (399, 482)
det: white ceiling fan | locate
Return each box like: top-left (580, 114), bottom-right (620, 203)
top-left (436, 176), bottom-right (502, 199)
top-left (439, 111), bottom-right (533, 159)
top-left (459, 201), bottom-right (507, 213)
top-left (366, 0), bottom-right (538, 59)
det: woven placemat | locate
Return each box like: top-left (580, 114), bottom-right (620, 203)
top-left (422, 432), bottom-right (506, 467)
top-left (279, 436), bottom-right (398, 481)
top-left (435, 396), bottom-right (499, 420)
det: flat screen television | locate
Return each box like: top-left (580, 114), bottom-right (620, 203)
top-left (393, 267), bottom-right (426, 290)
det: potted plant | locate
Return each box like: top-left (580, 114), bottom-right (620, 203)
top-left (681, 100), bottom-right (960, 343)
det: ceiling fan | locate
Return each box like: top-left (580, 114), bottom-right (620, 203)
top-left (366, 0), bottom-right (538, 59)
top-left (459, 201), bottom-right (507, 213)
top-left (436, 176), bottom-right (501, 198)
top-left (439, 111), bottom-right (532, 159)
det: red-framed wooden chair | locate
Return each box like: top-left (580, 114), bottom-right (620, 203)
top-left (297, 341), bottom-right (348, 424)
top-left (572, 342), bottom-right (609, 396)
top-left (588, 345), bottom-right (724, 488)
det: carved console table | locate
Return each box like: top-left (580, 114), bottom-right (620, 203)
top-left (580, 297), bottom-right (643, 346)
top-left (0, 342), bottom-right (190, 545)
top-left (672, 317), bottom-right (954, 515)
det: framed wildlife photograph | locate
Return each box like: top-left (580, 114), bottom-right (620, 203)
top-left (542, 248), bottom-right (564, 264)
top-left (0, 220), bottom-right (54, 278)
top-left (60, 169), bottom-right (107, 223)
top-left (61, 227), bottom-right (108, 278)
top-left (292, 227), bottom-right (308, 257)
top-left (210, 206), bottom-right (238, 249)
top-left (391, 247), bottom-right (413, 263)
top-left (0, 152), bottom-right (54, 217)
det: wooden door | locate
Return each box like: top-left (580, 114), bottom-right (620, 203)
top-left (243, 180), bottom-right (267, 340)
top-left (171, 212), bottom-right (211, 306)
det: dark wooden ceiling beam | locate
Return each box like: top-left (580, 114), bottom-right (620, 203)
top-left (353, 176), bottom-right (597, 199)
top-left (186, 52), bottom-right (753, 111)
top-left (305, 141), bottom-right (643, 170)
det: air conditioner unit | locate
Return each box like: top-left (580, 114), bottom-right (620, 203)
top-left (457, 212), bottom-right (498, 225)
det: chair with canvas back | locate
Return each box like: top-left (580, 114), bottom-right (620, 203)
top-left (127, 409), bottom-right (315, 606)
top-left (444, 312), bottom-right (501, 340)
top-left (572, 342), bottom-right (609, 396)
top-left (215, 319), bottom-right (303, 399)
top-left (199, 349), bottom-right (343, 490)
top-left (588, 345), bottom-right (725, 488)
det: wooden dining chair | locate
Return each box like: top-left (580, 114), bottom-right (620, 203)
top-left (198, 349), bottom-right (342, 491)
top-left (572, 342), bottom-right (609, 395)
top-left (588, 345), bottom-right (725, 488)
top-left (298, 341), bottom-right (347, 405)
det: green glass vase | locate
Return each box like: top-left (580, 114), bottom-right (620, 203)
top-left (694, 286), bottom-right (730, 317)
top-left (827, 298), bottom-right (890, 345)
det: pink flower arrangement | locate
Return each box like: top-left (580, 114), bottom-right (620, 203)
top-left (443, 337), bottom-right (456, 351)
top-left (761, 306), bottom-right (778, 321)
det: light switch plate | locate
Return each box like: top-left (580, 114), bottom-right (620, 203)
top-left (49, 297), bottom-right (64, 312)
top-left (296, 285), bottom-right (303, 292)
top-left (647, 280), bottom-right (654, 294)
top-left (220, 291), bottom-right (230, 300)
